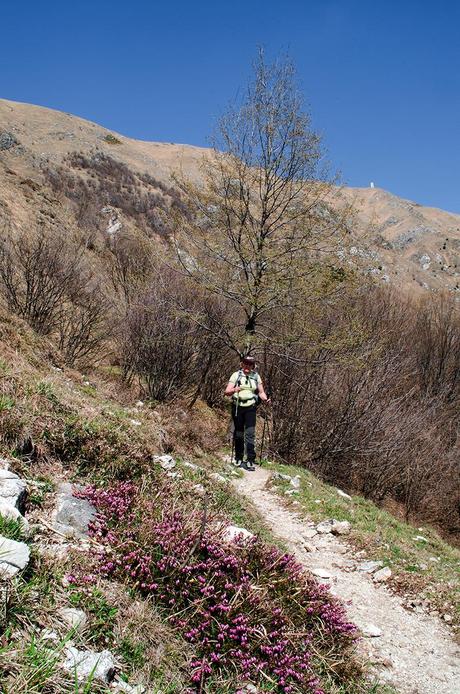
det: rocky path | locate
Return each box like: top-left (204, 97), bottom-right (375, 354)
top-left (233, 467), bottom-right (460, 694)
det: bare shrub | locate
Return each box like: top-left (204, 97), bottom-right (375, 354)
top-left (0, 224), bottom-right (85, 335)
top-left (0, 223), bottom-right (111, 366)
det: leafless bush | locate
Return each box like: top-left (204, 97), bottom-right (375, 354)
top-left (107, 231), bottom-right (155, 306)
top-left (0, 225), bottom-right (85, 335)
top-left (0, 224), bottom-right (111, 366)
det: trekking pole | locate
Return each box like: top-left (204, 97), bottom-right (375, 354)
top-left (259, 393), bottom-right (270, 465)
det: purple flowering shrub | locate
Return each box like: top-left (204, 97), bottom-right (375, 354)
top-left (74, 483), bottom-right (359, 693)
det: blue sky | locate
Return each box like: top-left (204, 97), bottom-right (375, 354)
top-left (1, 1), bottom-right (459, 212)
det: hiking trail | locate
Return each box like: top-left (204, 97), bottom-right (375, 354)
top-left (233, 466), bottom-right (460, 694)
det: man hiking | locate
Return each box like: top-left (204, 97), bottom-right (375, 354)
top-left (225, 355), bottom-right (270, 471)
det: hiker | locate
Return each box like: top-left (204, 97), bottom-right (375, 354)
top-left (224, 355), bottom-right (270, 471)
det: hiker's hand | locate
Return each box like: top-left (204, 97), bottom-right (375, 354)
top-left (264, 398), bottom-right (271, 405)
top-left (233, 386), bottom-right (242, 393)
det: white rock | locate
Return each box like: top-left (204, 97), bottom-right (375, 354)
top-left (153, 455), bottom-right (176, 470)
top-left (112, 680), bottom-right (146, 693)
top-left (413, 535), bottom-right (428, 542)
top-left (443, 614), bottom-right (453, 623)
top-left (0, 469), bottom-right (27, 511)
top-left (58, 607), bottom-right (87, 632)
top-left (222, 525), bottom-right (254, 543)
top-left (314, 499), bottom-right (322, 504)
top-left (0, 536), bottom-right (30, 578)
top-left (135, 401), bottom-right (144, 408)
top-left (130, 419), bottom-right (142, 427)
top-left (302, 527), bottom-right (318, 539)
top-left (284, 489), bottom-right (299, 496)
top-left (336, 489), bottom-right (352, 500)
top-left (210, 473), bottom-right (226, 483)
top-left (373, 567), bottom-right (392, 583)
top-left (311, 567), bottom-right (332, 579)
top-left (331, 520), bottom-right (351, 536)
top-left (316, 520), bottom-right (334, 534)
top-left (357, 560), bottom-right (383, 573)
top-left (290, 476), bottom-right (301, 489)
top-left (192, 483), bottom-right (205, 495)
top-left (41, 629), bottom-right (60, 642)
top-left (63, 646), bottom-right (116, 683)
top-left (362, 624), bottom-right (382, 637)
top-left (273, 473), bottom-right (292, 482)
top-left (183, 461), bottom-right (199, 470)
top-left (0, 499), bottom-right (29, 532)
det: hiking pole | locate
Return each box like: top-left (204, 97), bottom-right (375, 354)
top-left (259, 394), bottom-right (270, 465)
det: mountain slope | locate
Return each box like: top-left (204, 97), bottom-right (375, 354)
top-left (1, 97), bottom-right (460, 295)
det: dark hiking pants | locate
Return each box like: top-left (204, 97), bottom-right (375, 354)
top-left (232, 403), bottom-right (257, 463)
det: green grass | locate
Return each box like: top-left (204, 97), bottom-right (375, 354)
top-left (0, 394), bottom-right (15, 412)
top-left (67, 586), bottom-right (118, 647)
top-left (269, 461), bottom-right (460, 627)
top-left (0, 516), bottom-right (26, 542)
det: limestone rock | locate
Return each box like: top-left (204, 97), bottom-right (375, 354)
top-left (331, 520), bottom-right (351, 536)
top-left (273, 472), bottom-right (292, 482)
top-left (373, 567), bottom-right (392, 582)
top-left (112, 680), bottom-right (146, 693)
top-left (222, 525), bottom-right (254, 543)
top-left (53, 483), bottom-right (96, 539)
top-left (58, 607), bottom-right (87, 632)
top-left (0, 131), bottom-right (19, 151)
top-left (153, 455), bottom-right (176, 470)
top-left (316, 519), bottom-right (334, 534)
top-left (336, 488), bottom-right (352, 500)
top-left (0, 469), bottom-right (27, 513)
top-left (63, 646), bottom-right (116, 683)
top-left (0, 535), bottom-right (30, 578)
top-left (362, 623), bottom-right (382, 637)
top-left (357, 560), bottom-right (383, 573)
top-left (302, 527), bottom-right (318, 539)
top-left (210, 472), bottom-right (227, 483)
top-left (290, 475), bottom-right (301, 489)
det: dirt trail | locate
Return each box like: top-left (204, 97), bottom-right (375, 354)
top-left (233, 467), bottom-right (459, 694)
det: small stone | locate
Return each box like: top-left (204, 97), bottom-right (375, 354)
top-left (413, 535), bottom-right (428, 542)
top-left (112, 680), bottom-right (146, 693)
top-left (183, 461), bottom-right (199, 470)
top-left (357, 560), bottom-right (383, 573)
top-left (336, 489), bottom-right (352, 500)
top-left (273, 473), bottom-right (292, 482)
top-left (290, 476), bottom-right (301, 489)
top-left (314, 499), bottom-right (322, 504)
top-left (284, 489), bottom-right (299, 496)
top-left (36, 543), bottom-right (70, 561)
top-left (443, 614), bottom-right (452, 623)
top-left (62, 646), bottom-right (116, 683)
top-left (419, 563), bottom-right (428, 570)
top-left (153, 455), bottom-right (176, 470)
top-left (362, 624), bottom-right (382, 637)
top-left (302, 542), bottom-right (316, 552)
top-left (41, 629), bottom-right (60, 642)
top-left (311, 567), bottom-right (332, 579)
top-left (373, 567), bottom-right (392, 582)
top-left (302, 527), bottom-right (318, 539)
top-left (210, 473), bottom-right (227, 483)
top-left (135, 401), bottom-right (144, 408)
top-left (192, 483), bottom-right (205, 495)
top-left (222, 525), bottom-right (254, 543)
top-left (331, 520), bottom-right (351, 536)
top-left (53, 483), bottom-right (97, 539)
top-left (130, 419), bottom-right (141, 427)
top-left (0, 536), bottom-right (30, 578)
top-left (316, 520), bottom-right (334, 534)
top-left (58, 607), bottom-right (87, 632)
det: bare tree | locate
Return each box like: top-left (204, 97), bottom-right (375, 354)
top-left (171, 51), bottom-right (354, 355)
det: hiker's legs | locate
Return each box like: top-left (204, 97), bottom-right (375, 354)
top-left (232, 405), bottom-right (245, 462)
top-left (244, 406), bottom-right (257, 463)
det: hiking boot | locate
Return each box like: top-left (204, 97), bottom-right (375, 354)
top-left (243, 460), bottom-right (256, 471)
top-left (233, 459), bottom-right (242, 468)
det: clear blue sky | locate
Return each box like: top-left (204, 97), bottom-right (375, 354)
top-left (1, 1), bottom-right (459, 212)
